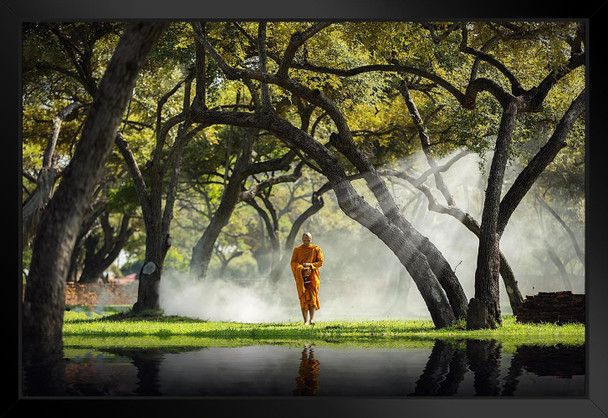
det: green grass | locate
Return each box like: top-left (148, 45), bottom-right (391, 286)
top-left (62, 309), bottom-right (585, 350)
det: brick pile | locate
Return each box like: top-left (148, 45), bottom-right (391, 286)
top-left (516, 291), bottom-right (585, 324)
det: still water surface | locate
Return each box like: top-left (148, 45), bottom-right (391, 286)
top-left (25, 340), bottom-right (585, 397)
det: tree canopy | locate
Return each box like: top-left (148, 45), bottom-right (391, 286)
top-left (22, 20), bottom-right (585, 330)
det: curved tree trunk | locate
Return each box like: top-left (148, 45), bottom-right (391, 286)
top-left (355, 204), bottom-right (456, 328)
top-left (189, 129), bottom-right (256, 279)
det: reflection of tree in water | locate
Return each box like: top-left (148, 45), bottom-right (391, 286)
top-left (103, 347), bottom-right (196, 396)
top-left (128, 350), bottom-right (164, 396)
top-left (410, 339), bottom-right (585, 396)
top-left (411, 339), bottom-right (502, 396)
top-left (410, 339), bottom-right (467, 396)
top-left (293, 344), bottom-right (321, 396)
top-left (22, 344), bottom-right (67, 395)
top-left (466, 339), bottom-right (502, 396)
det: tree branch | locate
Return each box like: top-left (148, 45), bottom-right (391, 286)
top-left (460, 25), bottom-right (525, 96)
top-left (497, 89), bottom-right (585, 234)
top-left (115, 132), bottom-right (152, 217)
top-left (239, 164), bottom-right (303, 202)
top-left (277, 22), bottom-right (333, 78)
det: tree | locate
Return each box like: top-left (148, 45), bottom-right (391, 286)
top-left (240, 169), bottom-right (325, 283)
top-left (21, 22), bottom-right (136, 282)
top-left (78, 211), bottom-right (133, 283)
top-left (22, 102), bottom-right (83, 249)
top-left (114, 22), bottom-right (211, 311)
top-left (460, 24), bottom-right (585, 329)
top-left (393, 79), bottom-right (524, 314)
top-left (23, 23), bottom-right (167, 392)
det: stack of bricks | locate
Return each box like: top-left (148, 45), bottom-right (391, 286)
top-left (516, 291), bottom-right (585, 324)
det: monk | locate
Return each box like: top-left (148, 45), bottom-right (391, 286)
top-left (290, 232), bottom-right (324, 325)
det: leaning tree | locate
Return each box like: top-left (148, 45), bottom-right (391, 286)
top-left (23, 23), bottom-right (168, 393)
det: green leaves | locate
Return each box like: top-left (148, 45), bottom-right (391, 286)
top-left (23, 21), bottom-right (585, 284)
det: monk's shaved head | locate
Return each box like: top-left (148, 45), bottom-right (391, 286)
top-left (301, 232), bottom-right (312, 246)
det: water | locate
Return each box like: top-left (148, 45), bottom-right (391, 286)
top-left (23, 340), bottom-right (585, 397)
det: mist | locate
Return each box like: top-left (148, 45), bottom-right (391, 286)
top-left (159, 149), bottom-right (585, 323)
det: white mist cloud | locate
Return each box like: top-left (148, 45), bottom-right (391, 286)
top-left (159, 271), bottom-right (299, 323)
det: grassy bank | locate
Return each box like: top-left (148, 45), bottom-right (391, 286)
top-left (62, 309), bottom-right (585, 350)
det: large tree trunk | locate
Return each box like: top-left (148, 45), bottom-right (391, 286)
top-left (355, 169), bottom-right (468, 319)
top-left (467, 102), bottom-right (518, 330)
top-left (133, 144), bottom-right (180, 313)
top-left (133, 219), bottom-right (168, 312)
top-left (22, 22), bottom-right (167, 392)
top-left (116, 91), bottom-right (190, 311)
top-left (467, 90), bottom-right (585, 327)
top-left (416, 237), bottom-right (469, 318)
top-left (352, 199), bottom-right (457, 328)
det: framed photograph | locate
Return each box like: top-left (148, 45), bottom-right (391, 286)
top-left (9, 0), bottom-right (608, 416)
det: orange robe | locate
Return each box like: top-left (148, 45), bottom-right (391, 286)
top-left (290, 244), bottom-right (324, 310)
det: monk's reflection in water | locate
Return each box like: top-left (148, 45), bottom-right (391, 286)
top-left (293, 343), bottom-right (321, 396)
